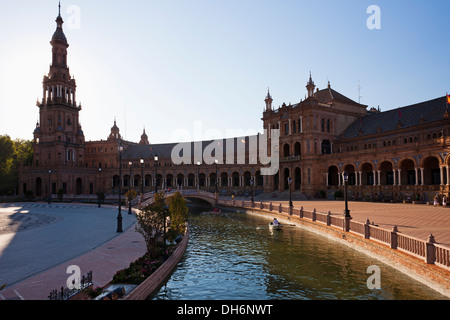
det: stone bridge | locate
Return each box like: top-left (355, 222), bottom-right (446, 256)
top-left (133, 190), bottom-right (218, 208)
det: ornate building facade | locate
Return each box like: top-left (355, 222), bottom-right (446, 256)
top-left (19, 8), bottom-right (450, 203)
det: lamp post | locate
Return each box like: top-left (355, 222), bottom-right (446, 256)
top-left (214, 159), bottom-right (219, 194)
top-left (162, 205), bottom-right (169, 260)
top-left (197, 161), bottom-right (201, 190)
top-left (128, 161), bottom-right (132, 215)
top-left (140, 156), bottom-right (144, 194)
top-left (117, 144), bottom-right (123, 233)
top-left (48, 169), bottom-right (52, 204)
top-left (288, 177), bottom-right (293, 207)
top-left (250, 177), bottom-right (254, 203)
top-left (343, 172), bottom-right (351, 218)
top-left (154, 154), bottom-right (159, 194)
top-left (343, 171), bottom-right (352, 232)
top-left (98, 167), bottom-right (102, 208)
top-left (214, 159), bottom-right (219, 207)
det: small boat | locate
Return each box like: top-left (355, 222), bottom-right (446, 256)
top-left (269, 221), bottom-right (282, 230)
top-left (209, 208), bottom-right (222, 215)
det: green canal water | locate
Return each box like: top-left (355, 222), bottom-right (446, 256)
top-left (153, 202), bottom-right (447, 300)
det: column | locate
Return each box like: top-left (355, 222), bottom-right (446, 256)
top-left (393, 169), bottom-right (396, 186)
top-left (440, 166), bottom-right (444, 186)
top-left (420, 168), bottom-right (424, 185)
top-left (377, 170), bottom-right (381, 185)
top-left (415, 168), bottom-right (419, 186)
top-left (338, 172), bottom-right (341, 186)
top-left (359, 171), bottom-right (362, 186)
top-left (299, 116), bottom-right (303, 133)
top-left (325, 173), bottom-right (329, 186)
top-left (373, 171), bottom-right (376, 186)
top-left (288, 119), bottom-right (292, 135)
top-left (397, 169), bottom-right (401, 186)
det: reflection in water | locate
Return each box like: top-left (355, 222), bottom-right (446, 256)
top-left (153, 202), bottom-right (446, 300)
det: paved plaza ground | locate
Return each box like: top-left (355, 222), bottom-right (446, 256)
top-left (0, 198), bottom-right (449, 300)
top-left (0, 203), bottom-right (146, 300)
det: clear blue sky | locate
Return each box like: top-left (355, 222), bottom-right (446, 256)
top-left (0, 0), bottom-right (449, 144)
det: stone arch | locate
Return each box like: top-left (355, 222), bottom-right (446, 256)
top-left (327, 165), bottom-right (339, 186)
top-left (399, 158), bottom-right (415, 185)
top-left (188, 173), bottom-right (195, 187)
top-left (283, 167), bottom-right (290, 190)
top-left (283, 143), bottom-right (290, 157)
top-left (294, 142), bottom-right (301, 156)
top-left (243, 171), bottom-right (252, 186)
top-left (232, 172), bottom-right (240, 187)
top-left (76, 178), bottom-right (82, 195)
top-left (343, 164), bottom-right (356, 185)
top-left (221, 172), bottom-right (228, 187)
top-left (166, 174), bottom-right (173, 187)
top-left (422, 156), bottom-right (440, 185)
top-left (294, 167), bottom-right (301, 189)
top-left (36, 177), bottom-right (43, 197)
top-left (379, 161), bottom-right (393, 185)
top-left (361, 162), bottom-right (374, 185)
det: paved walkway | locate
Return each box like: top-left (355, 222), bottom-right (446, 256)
top-left (251, 198), bottom-right (450, 248)
top-left (0, 203), bottom-right (146, 300)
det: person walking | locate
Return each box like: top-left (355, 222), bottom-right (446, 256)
top-left (434, 194), bottom-right (439, 207)
top-left (443, 195), bottom-right (447, 207)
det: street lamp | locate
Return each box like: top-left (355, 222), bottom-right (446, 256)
top-left (128, 161), bottom-right (132, 215)
top-left (288, 176), bottom-right (293, 207)
top-left (162, 205), bottom-right (169, 260)
top-left (214, 159), bottom-right (219, 194)
top-left (117, 144), bottom-right (124, 233)
top-left (140, 156), bottom-right (144, 194)
top-left (251, 177), bottom-right (254, 203)
top-left (343, 172), bottom-right (351, 218)
top-left (98, 167), bottom-right (102, 208)
top-left (197, 161), bottom-right (201, 190)
top-left (48, 169), bottom-right (52, 204)
top-left (154, 154), bottom-right (159, 194)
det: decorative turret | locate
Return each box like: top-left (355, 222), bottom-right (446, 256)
top-left (265, 88), bottom-right (273, 111)
top-left (139, 128), bottom-right (150, 145)
top-left (108, 119), bottom-right (122, 141)
top-left (306, 72), bottom-right (315, 98)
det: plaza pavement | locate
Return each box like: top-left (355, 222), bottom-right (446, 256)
top-left (0, 203), bottom-right (146, 300)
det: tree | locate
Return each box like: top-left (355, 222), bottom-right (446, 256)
top-left (135, 191), bottom-right (189, 258)
top-left (135, 192), bottom-right (167, 258)
top-left (0, 135), bottom-right (16, 195)
top-left (0, 135), bottom-right (33, 195)
top-left (166, 191), bottom-right (189, 235)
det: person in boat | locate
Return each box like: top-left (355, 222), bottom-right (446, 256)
top-left (272, 218), bottom-right (279, 226)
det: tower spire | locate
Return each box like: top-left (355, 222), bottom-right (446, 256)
top-left (58, 1), bottom-right (61, 17)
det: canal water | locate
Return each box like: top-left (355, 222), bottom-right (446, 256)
top-left (153, 202), bottom-right (447, 300)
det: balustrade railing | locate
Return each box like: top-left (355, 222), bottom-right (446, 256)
top-left (216, 195), bottom-right (450, 271)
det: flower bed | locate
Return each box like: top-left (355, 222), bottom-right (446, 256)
top-left (111, 244), bottom-right (177, 285)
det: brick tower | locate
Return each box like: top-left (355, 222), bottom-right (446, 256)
top-left (34, 3), bottom-right (85, 169)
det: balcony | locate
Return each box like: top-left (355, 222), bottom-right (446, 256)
top-left (279, 155), bottom-right (301, 162)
